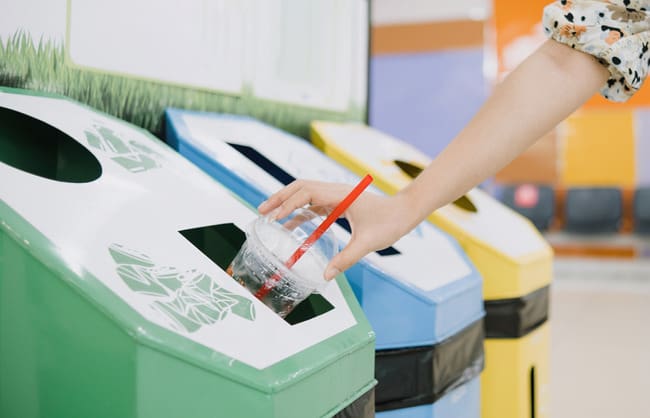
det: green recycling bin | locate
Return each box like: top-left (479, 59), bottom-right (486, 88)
top-left (0, 88), bottom-right (375, 418)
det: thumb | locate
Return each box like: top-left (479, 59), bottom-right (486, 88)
top-left (324, 238), bottom-right (369, 281)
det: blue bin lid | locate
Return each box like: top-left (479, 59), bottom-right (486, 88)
top-left (166, 108), bottom-right (484, 348)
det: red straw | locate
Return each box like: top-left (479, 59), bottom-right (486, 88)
top-left (255, 174), bottom-right (374, 299)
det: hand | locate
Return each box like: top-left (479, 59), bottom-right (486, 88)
top-left (258, 180), bottom-right (415, 280)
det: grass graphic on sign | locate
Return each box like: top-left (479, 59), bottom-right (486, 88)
top-left (0, 30), bottom-right (363, 138)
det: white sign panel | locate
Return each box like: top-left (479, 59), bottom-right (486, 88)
top-left (66, 0), bottom-right (368, 111)
top-left (68, 0), bottom-right (246, 94)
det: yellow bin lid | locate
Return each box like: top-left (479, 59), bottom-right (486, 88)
top-left (311, 121), bottom-right (553, 300)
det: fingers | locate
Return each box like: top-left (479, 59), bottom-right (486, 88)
top-left (258, 180), bottom-right (350, 220)
top-left (258, 180), bottom-right (313, 219)
top-left (324, 238), bottom-right (371, 281)
top-left (256, 179), bottom-right (379, 281)
top-left (258, 180), bottom-right (304, 214)
top-left (274, 188), bottom-right (314, 220)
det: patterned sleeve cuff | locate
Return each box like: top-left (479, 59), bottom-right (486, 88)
top-left (542, 0), bottom-right (650, 102)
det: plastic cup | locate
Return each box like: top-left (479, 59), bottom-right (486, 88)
top-left (228, 208), bottom-right (338, 318)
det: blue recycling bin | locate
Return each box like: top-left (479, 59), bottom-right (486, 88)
top-left (166, 109), bottom-right (485, 417)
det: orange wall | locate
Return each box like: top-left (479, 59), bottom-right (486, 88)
top-left (560, 110), bottom-right (636, 187)
top-left (372, 20), bottom-right (484, 55)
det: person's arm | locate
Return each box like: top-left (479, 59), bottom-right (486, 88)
top-left (398, 39), bottom-right (609, 229)
top-left (259, 39), bottom-right (609, 280)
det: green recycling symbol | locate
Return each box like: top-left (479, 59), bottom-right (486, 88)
top-left (109, 244), bottom-right (256, 333)
top-left (85, 123), bottom-right (163, 173)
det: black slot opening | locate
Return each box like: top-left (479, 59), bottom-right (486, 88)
top-left (180, 222), bottom-right (333, 325)
top-left (393, 159), bottom-right (477, 212)
top-left (452, 195), bottom-right (478, 213)
top-left (530, 366), bottom-right (536, 418)
top-left (0, 106), bottom-right (102, 183)
top-left (180, 223), bottom-right (245, 272)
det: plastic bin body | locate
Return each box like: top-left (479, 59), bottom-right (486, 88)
top-left (166, 109), bottom-right (486, 417)
top-left (377, 377), bottom-right (481, 418)
top-left (482, 323), bottom-right (551, 418)
top-left (310, 121), bottom-right (553, 418)
top-left (0, 88), bottom-right (375, 418)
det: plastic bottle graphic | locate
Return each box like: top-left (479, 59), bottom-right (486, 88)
top-left (109, 244), bottom-right (255, 333)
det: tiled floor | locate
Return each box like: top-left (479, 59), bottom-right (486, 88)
top-left (551, 258), bottom-right (650, 418)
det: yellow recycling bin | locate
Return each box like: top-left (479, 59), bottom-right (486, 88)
top-left (311, 121), bottom-right (553, 418)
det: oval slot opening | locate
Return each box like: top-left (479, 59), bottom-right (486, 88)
top-left (393, 159), bottom-right (477, 212)
top-left (0, 106), bottom-right (102, 183)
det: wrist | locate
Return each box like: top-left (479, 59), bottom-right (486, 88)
top-left (394, 186), bottom-right (431, 232)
